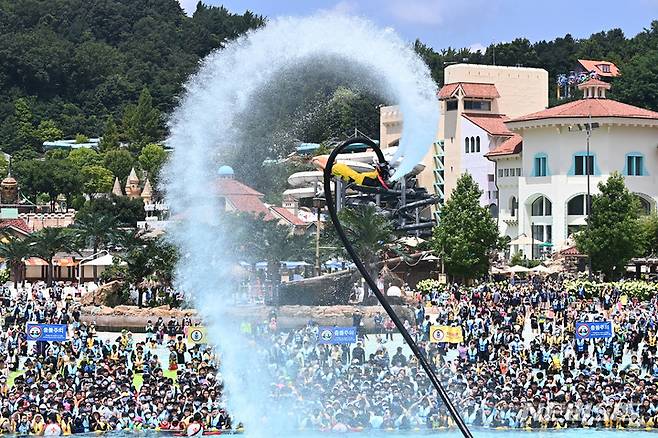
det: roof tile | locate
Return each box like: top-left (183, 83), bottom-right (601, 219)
top-left (438, 82), bottom-right (499, 100)
top-left (215, 179), bottom-right (264, 197)
top-left (509, 99), bottom-right (658, 123)
top-left (270, 207), bottom-right (306, 226)
top-left (462, 113), bottom-right (512, 136)
top-left (0, 218), bottom-right (31, 234)
top-left (485, 134), bottom-right (523, 158)
top-left (577, 59), bottom-right (620, 77)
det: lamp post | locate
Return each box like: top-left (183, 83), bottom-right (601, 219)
top-left (531, 221), bottom-right (535, 260)
top-left (312, 197), bottom-right (325, 277)
top-left (585, 115), bottom-right (598, 281)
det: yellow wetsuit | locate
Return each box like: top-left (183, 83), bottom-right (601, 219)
top-left (331, 163), bottom-right (382, 187)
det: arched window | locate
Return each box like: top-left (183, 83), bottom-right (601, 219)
top-left (476, 136), bottom-right (481, 153)
top-left (470, 137), bottom-right (476, 153)
top-left (637, 196), bottom-right (652, 215)
top-left (567, 195), bottom-right (590, 216)
top-left (531, 196), bottom-right (552, 216)
top-left (489, 203), bottom-right (498, 218)
top-left (509, 196), bottom-right (517, 217)
top-left (465, 137), bottom-right (470, 153)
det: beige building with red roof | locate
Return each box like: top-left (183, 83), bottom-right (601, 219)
top-left (487, 79), bottom-right (658, 258)
top-left (576, 59), bottom-right (620, 79)
top-left (437, 63), bottom-right (548, 209)
top-left (379, 64), bottom-right (548, 208)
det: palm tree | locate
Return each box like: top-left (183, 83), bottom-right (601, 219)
top-left (330, 205), bottom-right (394, 302)
top-left (71, 211), bottom-right (120, 253)
top-left (113, 231), bottom-right (179, 307)
top-left (241, 215), bottom-right (313, 284)
top-left (71, 212), bottom-right (120, 278)
top-left (30, 227), bottom-right (78, 286)
top-left (0, 235), bottom-right (32, 288)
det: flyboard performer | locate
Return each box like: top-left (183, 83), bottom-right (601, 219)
top-left (318, 138), bottom-right (473, 438)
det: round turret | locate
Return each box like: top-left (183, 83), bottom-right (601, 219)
top-left (218, 165), bottom-right (235, 179)
top-left (1, 175), bottom-right (18, 204)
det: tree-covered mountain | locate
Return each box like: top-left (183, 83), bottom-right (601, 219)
top-left (1, 0), bottom-right (658, 196)
top-left (0, 0), bottom-right (264, 153)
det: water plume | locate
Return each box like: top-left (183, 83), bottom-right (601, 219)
top-left (164, 12), bottom-right (438, 437)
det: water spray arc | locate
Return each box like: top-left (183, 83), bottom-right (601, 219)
top-left (166, 13), bottom-right (442, 434)
top-left (323, 137), bottom-right (473, 438)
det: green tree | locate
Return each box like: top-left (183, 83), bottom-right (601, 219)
top-left (35, 120), bottom-right (63, 142)
top-left (78, 195), bottom-right (145, 226)
top-left (0, 155), bottom-right (8, 178)
top-left (99, 117), bottom-right (120, 152)
top-left (123, 87), bottom-right (163, 152)
top-left (11, 149), bottom-right (40, 163)
top-left (72, 211), bottom-right (120, 279)
top-left (45, 149), bottom-right (70, 160)
top-left (68, 148), bottom-right (102, 169)
top-left (12, 159), bottom-right (49, 203)
top-left (138, 143), bottom-right (167, 183)
top-left (29, 227), bottom-right (78, 286)
top-left (614, 50), bottom-right (658, 111)
top-left (102, 149), bottom-right (135, 184)
top-left (50, 159), bottom-right (83, 209)
top-left (117, 234), bottom-right (179, 307)
top-left (322, 205), bottom-right (394, 301)
top-left (71, 212), bottom-right (119, 254)
top-left (575, 172), bottom-right (643, 280)
top-left (639, 213), bottom-right (658, 256)
top-left (75, 134), bottom-right (89, 144)
top-left (0, 235), bottom-right (32, 287)
top-left (431, 173), bottom-right (502, 280)
top-left (12, 98), bottom-right (38, 152)
top-left (81, 165), bottom-right (114, 196)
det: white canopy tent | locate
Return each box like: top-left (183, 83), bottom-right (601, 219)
top-left (79, 254), bottom-right (124, 283)
top-left (80, 254), bottom-right (116, 266)
top-left (509, 234), bottom-right (544, 246)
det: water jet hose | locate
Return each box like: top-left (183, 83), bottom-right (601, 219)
top-left (322, 137), bottom-right (473, 438)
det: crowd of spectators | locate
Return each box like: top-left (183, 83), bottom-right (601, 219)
top-left (3, 276), bottom-right (658, 434)
top-left (0, 284), bottom-right (230, 434)
top-left (265, 276), bottom-right (658, 431)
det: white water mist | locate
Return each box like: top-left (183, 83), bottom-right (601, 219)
top-left (164, 12), bottom-right (438, 437)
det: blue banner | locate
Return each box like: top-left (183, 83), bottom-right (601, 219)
top-left (26, 323), bottom-right (67, 342)
top-left (575, 321), bottom-right (613, 339)
top-left (318, 326), bottom-right (357, 344)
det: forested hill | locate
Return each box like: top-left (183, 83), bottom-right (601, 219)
top-left (414, 21), bottom-right (658, 110)
top-left (0, 0), bottom-right (264, 153)
top-left (1, 0), bottom-right (658, 160)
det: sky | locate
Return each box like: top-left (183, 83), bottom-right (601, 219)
top-left (178, 0), bottom-right (657, 51)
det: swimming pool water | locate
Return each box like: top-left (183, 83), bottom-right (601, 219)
top-left (90, 429), bottom-right (657, 438)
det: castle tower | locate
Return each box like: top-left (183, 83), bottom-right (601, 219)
top-left (125, 167), bottom-right (141, 199)
top-left (0, 174), bottom-right (18, 205)
top-left (112, 177), bottom-right (123, 196)
top-left (141, 179), bottom-right (153, 204)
